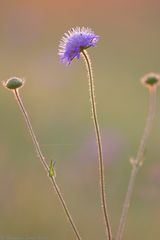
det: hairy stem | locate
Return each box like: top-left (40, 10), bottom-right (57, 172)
top-left (82, 50), bottom-right (112, 240)
top-left (116, 88), bottom-right (157, 240)
top-left (14, 89), bottom-right (82, 240)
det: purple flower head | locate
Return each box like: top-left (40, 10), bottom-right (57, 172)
top-left (58, 27), bottom-right (99, 65)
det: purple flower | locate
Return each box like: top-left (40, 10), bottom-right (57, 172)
top-left (58, 27), bottom-right (99, 65)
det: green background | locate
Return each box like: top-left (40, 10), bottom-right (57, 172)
top-left (0, 0), bottom-right (160, 239)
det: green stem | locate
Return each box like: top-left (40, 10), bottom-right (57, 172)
top-left (82, 50), bottom-right (112, 240)
top-left (14, 89), bottom-right (82, 240)
top-left (116, 88), bottom-right (157, 240)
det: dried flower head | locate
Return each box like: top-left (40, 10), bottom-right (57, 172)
top-left (58, 27), bottom-right (99, 64)
top-left (141, 73), bottom-right (160, 90)
top-left (3, 77), bottom-right (24, 90)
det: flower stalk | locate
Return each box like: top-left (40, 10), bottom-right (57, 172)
top-left (4, 77), bottom-right (82, 240)
top-left (116, 73), bottom-right (159, 240)
top-left (82, 50), bottom-right (112, 240)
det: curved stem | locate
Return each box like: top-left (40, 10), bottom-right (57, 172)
top-left (116, 88), bottom-right (157, 240)
top-left (14, 89), bottom-right (82, 240)
top-left (82, 50), bottom-right (112, 240)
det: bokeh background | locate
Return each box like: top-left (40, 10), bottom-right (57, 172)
top-left (0, 0), bottom-right (160, 239)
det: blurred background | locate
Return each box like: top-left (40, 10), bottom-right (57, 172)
top-left (0, 0), bottom-right (160, 239)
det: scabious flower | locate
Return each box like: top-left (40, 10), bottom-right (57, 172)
top-left (58, 27), bottom-right (112, 239)
top-left (58, 27), bottom-right (99, 64)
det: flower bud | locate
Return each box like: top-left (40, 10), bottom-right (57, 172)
top-left (141, 73), bottom-right (160, 90)
top-left (3, 77), bottom-right (24, 90)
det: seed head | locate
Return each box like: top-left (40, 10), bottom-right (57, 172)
top-left (141, 73), bottom-right (160, 91)
top-left (3, 77), bottom-right (24, 90)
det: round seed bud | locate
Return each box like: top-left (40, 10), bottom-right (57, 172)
top-left (3, 77), bottom-right (24, 90)
top-left (141, 73), bottom-right (160, 90)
